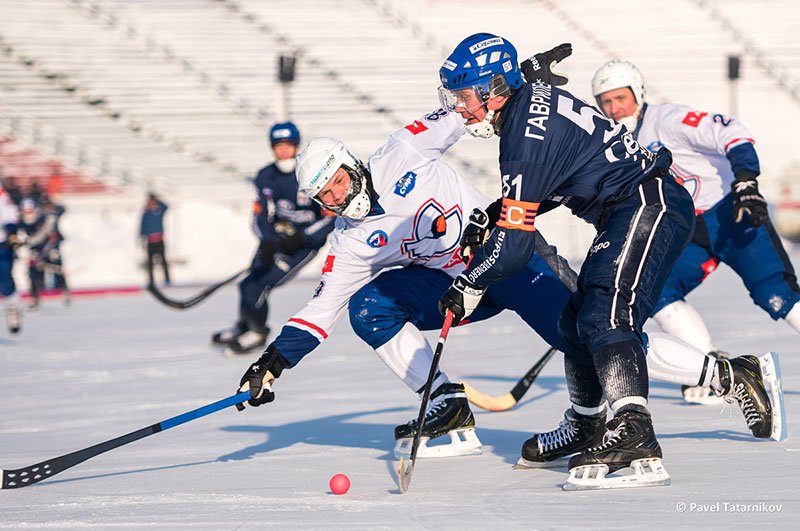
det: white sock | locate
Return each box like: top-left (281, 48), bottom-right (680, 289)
top-left (610, 396), bottom-right (647, 413)
top-left (646, 332), bottom-right (716, 387)
top-left (375, 322), bottom-right (449, 393)
top-left (652, 300), bottom-right (717, 354)
top-left (572, 402), bottom-right (607, 417)
top-left (785, 304), bottom-right (800, 333)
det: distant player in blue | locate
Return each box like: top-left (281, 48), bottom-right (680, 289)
top-left (211, 122), bottom-right (335, 355)
top-left (140, 193), bottom-right (170, 286)
top-left (437, 34), bottom-right (774, 489)
top-left (1, 181), bottom-right (22, 335)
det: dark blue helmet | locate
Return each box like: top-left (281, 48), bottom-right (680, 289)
top-left (269, 121), bottom-right (301, 146)
top-left (439, 33), bottom-right (523, 94)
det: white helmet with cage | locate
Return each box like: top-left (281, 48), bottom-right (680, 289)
top-left (296, 137), bottom-right (372, 220)
top-left (591, 60), bottom-right (646, 132)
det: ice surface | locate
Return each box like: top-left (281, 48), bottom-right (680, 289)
top-left (1, 248), bottom-right (799, 529)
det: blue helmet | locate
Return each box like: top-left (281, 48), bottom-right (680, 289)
top-left (439, 33), bottom-right (523, 93)
top-left (269, 121), bottom-right (300, 147)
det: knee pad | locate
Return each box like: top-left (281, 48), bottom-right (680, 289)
top-left (348, 283), bottom-right (406, 349)
top-left (748, 275), bottom-right (800, 320)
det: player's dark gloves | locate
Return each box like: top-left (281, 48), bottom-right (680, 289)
top-left (275, 220), bottom-right (305, 254)
top-left (459, 208), bottom-right (492, 263)
top-left (257, 240), bottom-right (277, 266)
top-left (731, 173), bottom-right (768, 227)
top-left (521, 43), bottom-right (573, 86)
top-left (236, 344), bottom-right (289, 410)
top-left (438, 275), bottom-right (486, 326)
top-left (6, 232), bottom-right (23, 251)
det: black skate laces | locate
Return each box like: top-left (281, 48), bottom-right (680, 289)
top-left (538, 417), bottom-right (579, 452)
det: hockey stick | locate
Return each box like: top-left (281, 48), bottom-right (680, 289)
top-left (462, 346), bottom-right (558, 412)
top-left (0, 391), bottom-right (250, 489)
top-left (147, 267), bottom-right (249, 310)
top-left (398, 311), bottom-right (455, 493)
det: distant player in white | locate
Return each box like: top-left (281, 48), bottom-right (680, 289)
top-left (0, 182), bottom-right (22, 335)
top-left (592, 61), bottom-right (791, 421)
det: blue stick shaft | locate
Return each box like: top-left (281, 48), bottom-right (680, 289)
top-left (160, 391), bottom-right (250, 430)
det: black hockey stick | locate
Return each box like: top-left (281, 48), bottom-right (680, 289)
top-left (1, 391), bottom-right (250, 489)
top-left (462, 346), bottom-right (558, 411)
top-left (398, 311), bottom-right (455, 493)
top-left (147, 267), bottom-right (249, 310)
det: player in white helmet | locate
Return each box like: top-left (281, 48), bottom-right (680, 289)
top-left (592, 60), bottom-right (794, 413)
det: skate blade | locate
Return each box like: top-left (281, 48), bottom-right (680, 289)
top-left (682, 385), bottom-right (724, 406)
top-left (513, 455), bottom-right (570, 470)
top-left (562, 458), bottom-right (671, 491)
top-left (393, 428), bottom-right (482, 460)
top-left (759, 352), bottom-right (787, 442)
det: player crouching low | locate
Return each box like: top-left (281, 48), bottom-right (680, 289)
top-left (516, 352), bottom-right (782, 489)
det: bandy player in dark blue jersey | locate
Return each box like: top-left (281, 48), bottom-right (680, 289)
top-left (436, 34), bottom-right (776, 490)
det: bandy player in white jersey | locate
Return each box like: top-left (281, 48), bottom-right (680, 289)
top-left (228, 103), bottom-right (783, 467)
top-left (592, 60), bottom-right (797, 410)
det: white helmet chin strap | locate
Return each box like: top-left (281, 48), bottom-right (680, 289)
top-left (466, 109), bottom-right (496, 138)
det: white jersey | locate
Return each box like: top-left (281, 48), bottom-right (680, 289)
top-left (277, 110), bottom-right (490, 360)
top-left (0, 189), bottom-right (19, 244)
top-left (636, 102), bottom-right (755, 212)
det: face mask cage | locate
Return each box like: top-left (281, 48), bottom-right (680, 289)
top-left (438, 74), bottom-right (511, 115)
top-left (312, 161), bottom-right (370, 215)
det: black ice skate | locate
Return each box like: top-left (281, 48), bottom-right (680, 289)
top-left (6, 306), bottom-right (21, 335)
top-left (681, 350), bottom-right (728, 405)
top-left (394, 382), bottom-right (481, 459)
top-left (717, 355), bottom-right (778, 440)
top-left (211, 322), bottom-right (248, 346)
top-left (514, 408), bottom-right (606, 469)
top-left (224, 329), bottom-right (269, 356)
top-left (564, 410), bottom-right (670, 490)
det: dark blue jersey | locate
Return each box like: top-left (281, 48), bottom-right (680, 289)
top-left (253, 163), bottom-right (334, 250)
top-left (462, 82), bottom-right (660, 287)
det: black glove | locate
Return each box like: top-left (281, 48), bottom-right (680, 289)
top-left (6, 232), bottom-right (23, 251)
top-left (258, 240), bottom-right (277, 265)
top-left (459, 208), bottom-right (492, 263)
top-left (275, 220), bottom-right (305, 254)
top-left (521, 43), bottom-right (572, 86)
top-left (236, 344), bottom-right (290, 410)
top-left (438, 275), bottom-right (487, 326)
top-left (731, 173), bottom-right (768, 227)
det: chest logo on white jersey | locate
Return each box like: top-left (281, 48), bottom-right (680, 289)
top-left (394, 171), bottom-right (417, 197)
top-left (401, 199), bottom-right (462, 261)
top-left (367, 230), bottom-right (389, 248)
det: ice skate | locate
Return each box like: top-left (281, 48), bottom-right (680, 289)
top-left (224, 329), bottom-right (269, 356)
top-left (758, 353), bottom-right (787, 441)
top-left (681, 350), bottom-right (727, 405)
top-left (394, 382), bottom-right (482, 459)
top-left (680, 385), bottom-right (723, 406)
top-left (717, 355), bottom-right (777, 440)
top-left (514, 408), bottom-right (606, 469)
top-left (564, 410), bottom-right (670, 490)
top-left (6, 306), bottom-right (21, 335)
top-left (211, 322), bottom-right (248, 346)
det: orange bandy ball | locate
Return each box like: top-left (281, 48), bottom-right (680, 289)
top-left (329, 473), bottom-right (350, 495)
